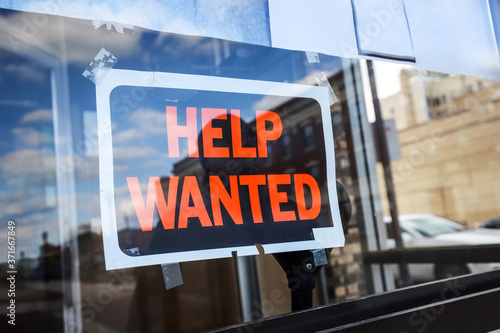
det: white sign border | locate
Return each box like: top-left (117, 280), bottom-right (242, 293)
top-left (96, 69), bottom-right (344, 270)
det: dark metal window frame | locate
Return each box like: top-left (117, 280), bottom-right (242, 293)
top-left (209, 268), bottom-right (500, 333)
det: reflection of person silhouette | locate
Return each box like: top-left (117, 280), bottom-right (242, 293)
top-left (147, 111), bottom-right (326, 254)
top-left (128, 111), bottom-right (351, 327)
top-left (148, 112), bottom-right (265, 253)
top-left (37, 230), bottom-right (63, 281)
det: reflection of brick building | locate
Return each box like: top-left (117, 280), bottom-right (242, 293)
top-left (207, 71), bottom-right (371, 314)
top-left (380, 70), bottom-right (497, 130)
top-left (253, 80), bottom-right (367, 313)
top-left (169, 70), bottom-right (371, 316)
top-left (379, 71), bottom-right (500, 225)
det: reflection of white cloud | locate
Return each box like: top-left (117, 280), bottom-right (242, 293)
top-left (145, 159), bottom-right (165, 168)
top-left (114, 183), bottom-right (149, 223)
top-left (0, 191), bottom-right (23, 218)
top-left (4, 63), bottom-right (47, 83)
top-left (115, 181), bottom-right (156, 226)
top-left (112, 163), bottom-right (130, 173)
top-left (113, 146), bottom-right (159, 160)
top-left (113, 128), bottom-right (143, 145)
top-left (75, 157), bottom-right (99, 180)
top-left (12, 127), bottom-right (41, 146)
top-left (114, 180), bottom-right (150, 197)
top-left (21, 109), bottom-right (52, 123)
top-left (0, 149), bottom-right (51, 186)
top-left (374, 62), bottom-right (414, 99)
top-left (75, 192), bottom-right (101, 217)
top-left (128, 108), bottom-right (166, 134)
top-left (0, 149), bottom-right (46, 172)
top-left (0, 191), bottom-right (61, 258)
top-left (117, 199), bottom-right (136, 219)
top-left (0, 189), bottom-right (53, 220)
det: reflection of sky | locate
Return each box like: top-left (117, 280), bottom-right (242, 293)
top-left (0, 49), bottom-right (58, 258)
top-left (0, 8), bottom-right (344, 256)
top-left (4, 0), bottom-right (272, 46)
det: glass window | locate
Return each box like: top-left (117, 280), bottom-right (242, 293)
top-left (307, 163), bottom-right (320, 182)
top-left (302, 124), bottom-right (315, 149)
top-left (0, 5), bottom-right (499, 333)
top-left (281, 133), bottom-right (292, 157)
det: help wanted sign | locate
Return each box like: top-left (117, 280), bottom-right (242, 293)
top-left (96, 69), bottom-right (343, 270)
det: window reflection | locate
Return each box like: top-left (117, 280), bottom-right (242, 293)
top-left (0, 46), bottom-right (64, 332)
top-left (0, 6), bottom-right (499, 333)
top-left (302, 123), bottom-right (315, 149)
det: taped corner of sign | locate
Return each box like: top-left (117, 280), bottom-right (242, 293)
top-left (312, 249), bottom-right (328, 266)
top-left (123, 247), bottom-right (140, 256)
top-left (161, 263), bottom-right (184, 290)
top-left (314, 72), bottom-right (338, 105)
top-left (312, 227), bottom-right (344, 248)
top-left (93, 20), bottom-right (135, 36)
top-left (305, 51), bottom-right (320, 63)
top-left (82, 48), bottom-right (118, 85)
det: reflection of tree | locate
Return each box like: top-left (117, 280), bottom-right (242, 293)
top-left (37, 231), bottom-right (63, 281)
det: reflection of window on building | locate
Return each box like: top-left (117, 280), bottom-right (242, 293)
top-left (307, 163), bottom-right (320, 182)
top-left (282, 133), bottom-right (292, 157)
top-left (265, 142), bottom-right (273, 164)
top-left (303, 124), bottom-right (315, 149)
top-left (333, 113), bottom-right (342, 125)
top-left (339, 156), bottom-right (349, 170)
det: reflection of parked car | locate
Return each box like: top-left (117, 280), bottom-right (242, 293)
top-left (385, 214), bottom-right (500, 282)
top-left (475, 218), bottom-right (500, 230)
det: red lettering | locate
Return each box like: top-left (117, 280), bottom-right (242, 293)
top-left (201, 108), bottom-right (230, 158)
top-left (127, 177), bottom-right (178, 231)
top-left (268, 174), bottom-right (296, 222)
top-left (256, 111), bottom-right (282, 158)
top-left (231, 110), bottom-right (257, 158)
top-left (210, 175), bottom-right (243, 226)
top-left (239, 175), bottom-right (266, 223)
top-left (178, 176), bottom-right (212, 228)
top-left (294, 174), bottom-right (321, 220)
top-left (166, 106), bottom-right (198, 157)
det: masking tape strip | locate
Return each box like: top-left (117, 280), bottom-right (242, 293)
top-left (82, 48), bottom-right (118, 85)
top-left (314, 72), bottom-right (338, 105)
top-left (305, 51), bottom-right (320, 63)
top-left (312, 249), bottom-right (328, 266)
top-left (93, 20), bottom-right (135, 36)
top-left (161, 263), bottom-right (184, 290)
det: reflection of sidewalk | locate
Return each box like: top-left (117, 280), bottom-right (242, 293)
top-left (0, 280), bottom-right (63, 302)
top-left (0, 281), bottom-right (64, 315)
top-left (0, 298), bottom-right (62, 315)
top-left (80, 280), bottom-right (137, 332)
top-left (26, 280), bottom-right (64, 293)
top-left (79, 280), bottom-right (137, 296)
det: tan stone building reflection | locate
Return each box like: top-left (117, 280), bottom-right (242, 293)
top-left (379, 70), bottom-right (500, 225)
